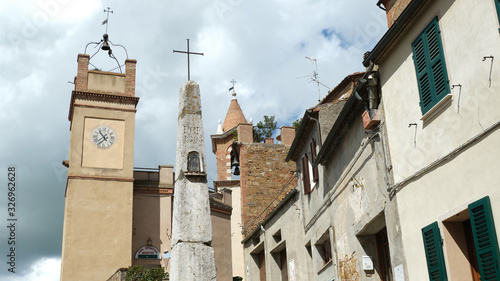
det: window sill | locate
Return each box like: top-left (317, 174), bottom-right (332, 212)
top-left (420, 93), bottom-right (453, 121)
top-left (317, 259), bottom-right (332, 274)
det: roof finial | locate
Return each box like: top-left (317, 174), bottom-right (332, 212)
top-left (229, 79), bottom-right (237, 99)
top-left (216, 119), bottom-right (223, 134)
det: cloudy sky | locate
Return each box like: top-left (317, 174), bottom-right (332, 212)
top-left (0, 0), bottom-right (387, 279)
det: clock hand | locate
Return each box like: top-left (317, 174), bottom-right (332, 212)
top-left (99, 131), bottom-right (108, 140)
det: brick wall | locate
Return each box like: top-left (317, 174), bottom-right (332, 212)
top-left (76, 54), bottom-right (89, 91)
top-left (239, 143), bottom-right (297, 233)
top-left (382, 0), bottom-right (413, 28)
top-left (125, 59), bottom-right (137, 97)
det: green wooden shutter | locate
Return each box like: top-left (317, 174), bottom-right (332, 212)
top-left (422, 222), bottom-right (448, 280)
top-left (469, 196), bottom-right (500, 280)
top-left (412, 17), bottom-right (450, 115)
top-left (496, 0), bottom-right (500, 33)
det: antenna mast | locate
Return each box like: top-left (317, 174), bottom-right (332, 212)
top-left (301, 57), bottom-right (330, 102)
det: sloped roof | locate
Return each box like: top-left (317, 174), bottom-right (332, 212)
top-left (222, 96), bottom-right (247, 132)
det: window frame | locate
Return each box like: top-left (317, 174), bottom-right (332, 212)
top-left (310, 138), bottom-right (319, 183)
top-left (411, 16), bottom-right (451, 115)
top-left (301, 154), bottom-right (311, 194)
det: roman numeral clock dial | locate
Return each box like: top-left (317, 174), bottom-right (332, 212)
top-left (92, 126), bottom-right (116, 149)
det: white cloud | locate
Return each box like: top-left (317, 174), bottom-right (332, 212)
top-left (5, 257), bottom-right (60, 281)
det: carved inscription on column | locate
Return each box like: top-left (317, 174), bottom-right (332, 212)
top-left (183, 126), bottom-right (203, 143)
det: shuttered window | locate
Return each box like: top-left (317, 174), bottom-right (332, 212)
top-left (412, 17), bottom-right (450, 115)
top-left (496, 0), bottom-right (500, 32)
top-left (310, 139), bottom-right (319, 183)
top-left (301, 155), bottom-right (311, 194)
top-left (468, 196), bottom-right (500, 280)
top-left (422, 222), bottom-right (448, 281)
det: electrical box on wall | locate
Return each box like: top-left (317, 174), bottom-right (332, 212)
top-left (362, 256), bottom-right (374, 270)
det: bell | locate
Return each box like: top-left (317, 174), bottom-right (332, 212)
top-left (233, 166), bottom-right (240, 176)
top-left (101, 33), bottom-right (110, 51)
top-left (102, 41), bottom-right (110, 51)
top-left (231, 158), bottom-right (239, 167)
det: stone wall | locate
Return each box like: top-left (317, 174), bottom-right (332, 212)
top-left (239, 143), bottom-right (297, 235)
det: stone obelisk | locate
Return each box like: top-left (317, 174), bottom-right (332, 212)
top-left (170, 81), bottom-right (217, 281)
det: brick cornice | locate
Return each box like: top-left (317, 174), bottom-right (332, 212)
top-left (68, 91), bottom-right (140, 121)
top-left (134, 187), bottom-right (173, 195)
top-left (67, 175), bottom-right (134, 182)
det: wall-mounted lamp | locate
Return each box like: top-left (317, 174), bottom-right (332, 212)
top-left (147, 237), bottom-right (152, 246)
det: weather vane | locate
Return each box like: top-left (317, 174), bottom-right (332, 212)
top-left (229, 79), bottom-right (236, 92)
top-left (102, 7), bottom-right (113, 34)
top-left (83, 7), bottom-right (129, 73)
top-left (173, 39), bottom-right (204, 81)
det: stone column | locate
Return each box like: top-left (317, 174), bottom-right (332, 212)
top-left (170, 81), bottom-right (217, 281)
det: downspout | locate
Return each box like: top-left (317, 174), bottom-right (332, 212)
top-left (354, 60), bottom-right (375, 110)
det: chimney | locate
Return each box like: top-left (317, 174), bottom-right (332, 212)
top-left (278, 126), bottom-right (296, 146)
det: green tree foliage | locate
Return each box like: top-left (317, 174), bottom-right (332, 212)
top-left (292, 118), bottom-right (302, 132)
top-left (126, 265), bottom-right (169, 281)
top-left (253, 115), bottom-right (277, 142)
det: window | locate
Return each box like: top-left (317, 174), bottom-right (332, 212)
top-left (376, 227), bottom-right (393, 281)
top-left (259, 250), bottom-right (266, 281)
top-left (310, 139), bottom-right (319, 183)
top-left (301, 154), bottom-right (311, 194)
top-left (412, 17), bottom-right (450, 115)
top-left (188, 151), bottom-right (200, 172)
top-left (315, 232), bottom-right (332, 267)
top-left (279, 249), bottom-right (288, 281)
top-left (422, 196), bottom-right (500, 280)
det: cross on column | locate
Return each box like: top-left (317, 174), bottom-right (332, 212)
top-left (173, 39), bottom-right (204, 81)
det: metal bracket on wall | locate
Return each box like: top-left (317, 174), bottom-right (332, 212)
top-left (451, 84), bottom-right (462, 113)
top-left (408, 123), bottom-right (417, 148)
top-left (482, 55), bottom-right (494, 88)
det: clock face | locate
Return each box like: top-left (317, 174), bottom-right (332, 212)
top-left (92, 126), bottom-right (116, 149)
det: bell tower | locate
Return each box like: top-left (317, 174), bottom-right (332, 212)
top-left (60, 53), bottom-right (139, 280)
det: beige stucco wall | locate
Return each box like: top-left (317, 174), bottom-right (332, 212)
top-left (379, 0), bottom-right (500, 184)
top-left (68, 104), bottom-right (136, 178)
top-left (394, 129), bottom-right (500, 280)
top-left (229, 185), bottom-right (245, 280)
top-left (378, 0), bottom-right (500, 280)
top-left (62, 71), bottom-right (137, 280)
top-left (87, 71), bottom-right (126, 94)
top-left (132, 194), bottom-right (172, 268)
top-left (211, 210), bottom-right (233, 280)
top-left (60, 179), bottom-right (133, 281)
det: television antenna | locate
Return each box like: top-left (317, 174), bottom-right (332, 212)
top-left (297, 56), bottom-right (330, 102)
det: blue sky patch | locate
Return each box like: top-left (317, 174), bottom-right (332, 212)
top-left (322, 28), bottom-right (350, 49)
top-left (322, 28), bottom-right (334, 40)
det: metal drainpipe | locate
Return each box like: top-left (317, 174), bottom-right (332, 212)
top-left (367, 72), bottom-right (380, 118)
top-left (354, 61), bottom-right (375, 111)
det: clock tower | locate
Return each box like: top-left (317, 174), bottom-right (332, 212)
top-left (60, 54), bottom-right (139, 281)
